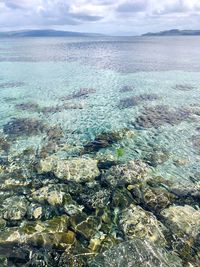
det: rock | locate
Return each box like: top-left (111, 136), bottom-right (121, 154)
top-left (119, 204), bottom-right (167, 246)
top-left (0, 218), bottom-right (6, 229)
top-left (161, 205), bottom-right (200, 262)
top-left (2, 196), bottom-right (29, 221)
top-left (131, 186), bottom-right (173, 213)
top-left (78, 185), bottom-right (111, 210)
top-left (0, 215), bottom-right (73, 249)
top-left (88, 239), bottom-right (183, 267)
top-left (61, 88), bottom-right (96, 100)
top-left (41, 102), bottom-right (84, 114)
top-left (133, 105), bottom-right (190, 129)
top-left (111, 188), bottom-right (133, 209)
top-left (82, 129), bottom-right (135, 154)
top-left (0, 136), bottom-right (10, 152)
top-left (31, 184), bottom-right (67, 206)
top-left (102, 160), bottom-right (149, 187)
top-left (37, 157), bottom-right (100, 183)
top-left (173, 84), bottom-right (196, 91)
top-left (161, 205), bottom-right (200, 239)
top-left (119, 85), bottom-right (134, 92)
top-left (27, 203), bottom-right (43, 220)
top-left (119, 93), bottom-right (159, 109)
top-left (3, 118), bottom-right (47, 137)
top-left (70, 213), bottom-right (100, 240)
top-left (15, 102), bottom-right (40, 112)
top-left (143, 147), bottom-right (170, 167)
top-left (0, 81), bottom-right (25, 89)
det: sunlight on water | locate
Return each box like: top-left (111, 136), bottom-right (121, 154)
top-left (0, 37), bottom-right (199, 266)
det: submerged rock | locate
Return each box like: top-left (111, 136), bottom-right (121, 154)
top-left (192, 135), bottom-right (200, 154)
top-left (82, 129), bottom-right (135, 154)
top-left (119, 204), bottom-right (167, 246)
top-left (41, 102), bottom-right (84, 114)
top-left (88, 239), bottom-right (182, 267)
top-left (15, 102), bottom-right (40, 112)
top-left (102, 160), bottom-right (149, 187)
top-left (161, 205), bottom-right (200, 263)
top-left (37, 156), bottom-right (100, 183)
top-left (143, 147), bottom-right (170, 167)
top-left (2, 196), bottom-right (29, 221)
top-left (119, 85), bottom-right (134, 92)
top-left (31, 184), bottom-right (67, 206)
top-left (119, 93), bottom-right (159, 109)
top-left (70, 213), bottom-right (100, 240)
top-left (161, 205), bottom-right (200, 240)
top-left (0, 136), bottom-right (10, 152)
top-left (133, 105), bottom-right (190, 129)
top-left (61, 88), bottom-right (96, 100)
top-left (0, 81), bottom-right (25, 89)
top-left (3, 118), bottom-right (47, 137)
top-left (78, 185), bottom-right (111, 210)
top-left (173, 84), bottom-right (196, 91)
top-left (0, 215), bottom-right (74, 249)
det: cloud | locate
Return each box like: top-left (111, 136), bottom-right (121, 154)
top-left (117, 0), bottom-right (147, 13)
top-left (0, 0), bottom-right (200, 34)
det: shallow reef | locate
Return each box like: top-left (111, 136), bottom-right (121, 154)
top-left (0, 128), bottom-right (199, 267)
top-left (82, 128), bottom-right (135, 154)
top-left (3, 117), bottom-right (48, 137)
top-left (60, 88), bottom-right (96, 101)
top-left (133, 105), bottom-right (192, 129)
top-left (15, 102), bottom-right (40, 112)
top-left (118, 93), bottom-right (159, 108)
top-left (119, 85), bottom-right (135, 92)
top-left (173, 84), bottom-right (196, 91)
top-left (0, 81), bottom-right (26, 89)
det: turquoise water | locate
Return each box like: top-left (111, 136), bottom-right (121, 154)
top-left (1, 54), bottom-right (200, 185)
top-left (0, 37), bottom-right (200, 266)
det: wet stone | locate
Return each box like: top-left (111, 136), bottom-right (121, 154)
top-left (3, 117), bottom-right (48, 137)
top-left (31, 184), bottom-right (68, 206)
top-left (119, 93), bottom-right (159, 108)
top-left (161, 205), bottom-right (200, 240)
top-left (1, 196), bottom-right (29, 221)
top-left (101, 160), bottom-right (149, 188)
top-left (37, 156), bottom-right (100, 183)
top-left (0, 215), bottom-right (74, 250)
top-left (70, 213), bottom-right (100, 240)
top-left (161, 205), bottom-right (200, 263)
top-left (78, 186), bottom-right (111, 210)
top-left (88, 239), bottom-right (183, 267)
top-left (119, 204), bottom-right (167, 246)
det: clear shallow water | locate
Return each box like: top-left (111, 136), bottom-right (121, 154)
top-left (1, 37), bottom-right (200, 186)
top-left (0, 37), bottom-right (200, 266)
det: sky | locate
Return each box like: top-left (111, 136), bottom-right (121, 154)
top-left (0, 0), bottom-right (200, 35)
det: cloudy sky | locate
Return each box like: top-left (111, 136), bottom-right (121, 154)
top-left (0, 0), bottom-right (200, 35)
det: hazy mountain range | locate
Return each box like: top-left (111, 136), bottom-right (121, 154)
top-left (0, 29), bottom-right (104, 37)
top-left (142, 29), bottom-right (200, 36)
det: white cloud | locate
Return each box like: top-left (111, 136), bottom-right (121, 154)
top-left (0, 0), bottom-right (200, 34)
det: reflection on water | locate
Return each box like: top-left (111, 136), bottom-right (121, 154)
top-left (0, 37), bottom-right (199, 266)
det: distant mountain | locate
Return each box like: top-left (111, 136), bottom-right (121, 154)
top-left (142, 29), bottom-right (200, 36)
top-left (0, 29), bottom-right (105, 37)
